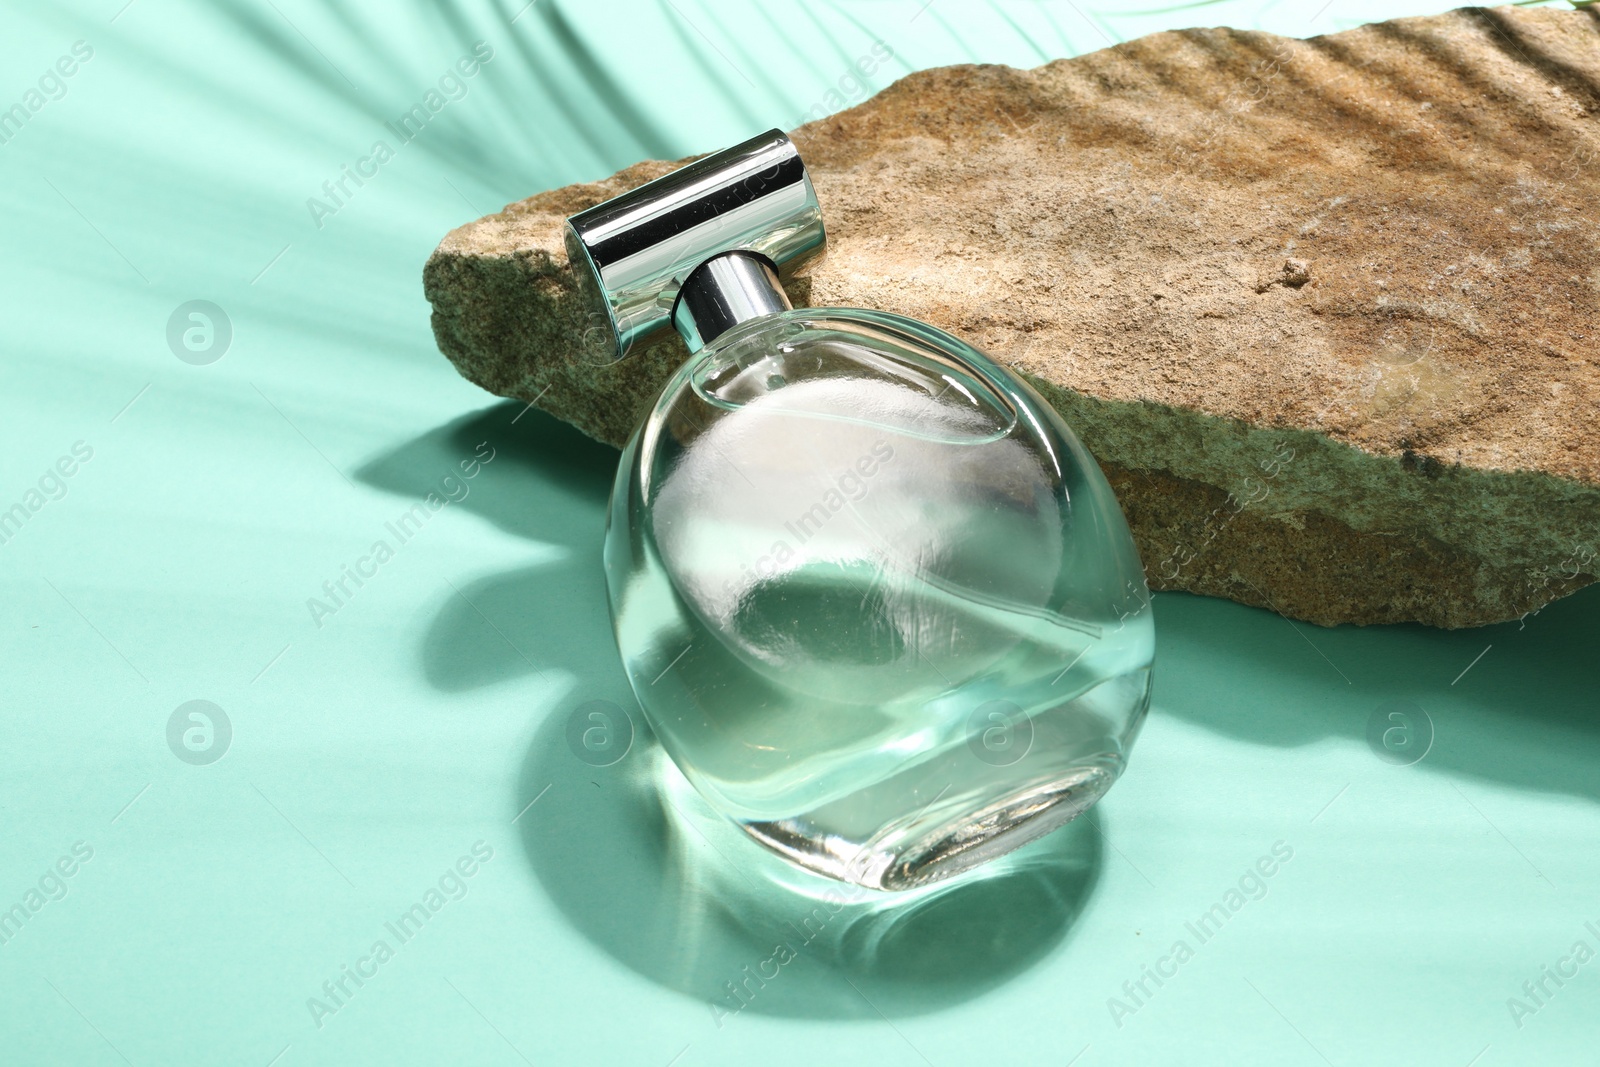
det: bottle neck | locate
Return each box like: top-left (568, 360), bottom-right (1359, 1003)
top-left (672, 251), bottom-right (792, 352)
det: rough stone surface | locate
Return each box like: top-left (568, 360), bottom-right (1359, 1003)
top-left (424, 4), bottom-right (1600, 628)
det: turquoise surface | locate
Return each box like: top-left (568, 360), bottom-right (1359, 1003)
top-left (3, 2), bottom-right (1596, 1064)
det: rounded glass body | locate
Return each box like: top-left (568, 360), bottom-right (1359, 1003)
top-left (605, 308), bottom-right (1153, 890)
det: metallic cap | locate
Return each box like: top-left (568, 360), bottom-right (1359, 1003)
top-left (564, 129), bottom-right (825, 363)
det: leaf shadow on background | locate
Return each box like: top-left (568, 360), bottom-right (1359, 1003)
top-left (203, 0), bottom-right (668, 198)
top-left (356, 399), bottom-right (1105, 1019)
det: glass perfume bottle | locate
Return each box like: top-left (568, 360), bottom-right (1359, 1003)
top-left (567, 130), bottom-right (1153, 891)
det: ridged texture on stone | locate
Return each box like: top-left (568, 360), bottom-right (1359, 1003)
top-left (424, 5), bottom-right (1600, 627)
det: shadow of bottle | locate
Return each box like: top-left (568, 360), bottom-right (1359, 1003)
top-left (514, 699), bottom-right (1104, 1020)
top-left (354, 400), bottom-right (617, 692)
top-left (356, 401), bottom-right (1106, 1016)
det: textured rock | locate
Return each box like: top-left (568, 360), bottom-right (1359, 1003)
top-left (424, 5), bottom-right (1600, 628)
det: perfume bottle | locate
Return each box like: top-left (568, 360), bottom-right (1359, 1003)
top-left (567, 130), bottom-right (1153, 891)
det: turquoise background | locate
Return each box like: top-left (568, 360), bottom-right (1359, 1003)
top-left (3, 1), bottom-right (1597, 1063)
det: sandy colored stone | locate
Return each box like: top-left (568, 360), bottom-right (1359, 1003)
top-left (424, 4), bottom-right (1600, 628)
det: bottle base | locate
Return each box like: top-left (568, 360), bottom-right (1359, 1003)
top-left (739, 764), bottom-right (1115, 892)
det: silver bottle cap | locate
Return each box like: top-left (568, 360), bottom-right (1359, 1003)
top-left (564, 129), bottom-right (825, 362)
